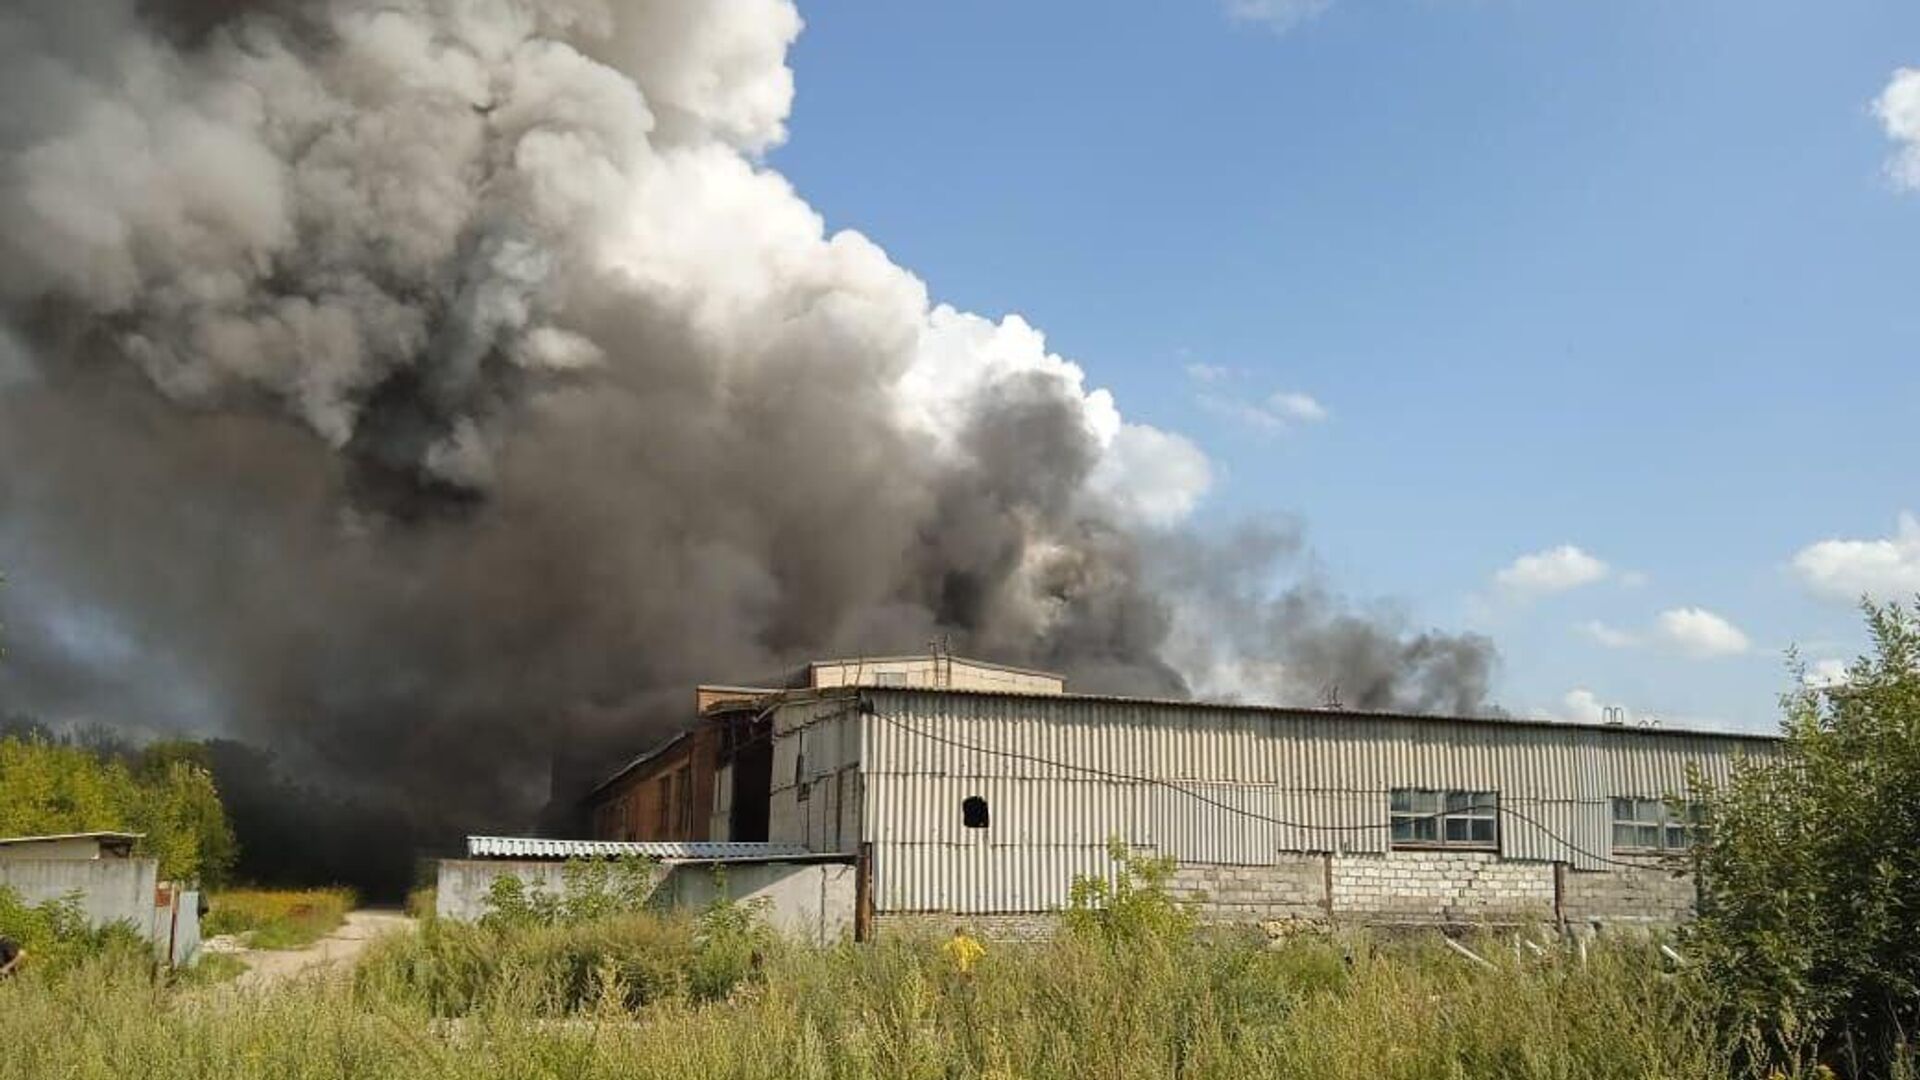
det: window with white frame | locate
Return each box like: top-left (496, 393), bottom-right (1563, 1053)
top-left (1610, 797), bottom-right (1698, 852)
top-left (1390, 789), bottom-right (1498, 849)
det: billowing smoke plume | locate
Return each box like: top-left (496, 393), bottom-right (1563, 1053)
top-left (0, 0), bottom-right (1495, 846)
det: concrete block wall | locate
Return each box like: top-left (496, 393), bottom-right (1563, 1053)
top-left (1561, 863), bottom-right (1695, 926)
top-left (878, 853), bottom-right (1692, 935)
top-left (876, 912), bottom-right (1060, 941)
top-left (1332, 851), bottom-right (1555, 924)
top-left (1170, 856), bottom-right (1327, 923)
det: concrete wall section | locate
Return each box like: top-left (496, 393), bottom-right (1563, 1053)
top-left (434, 859), bottom-right (580, 923)
top-left (1561, 864), bottom-right (1695, 927)
top-left (875, 912), bottom-right (1059, 942)
top-left (0, 857), bottom-right (159, 936)
top-left (434, 858), bottom-right (855, 944)
top-left (1171, 856), bottom-right (1328, 924)
top-left (655, 862), bottom-right (856, 945)
top-left (1332, 851), bottom-right (1555, 924)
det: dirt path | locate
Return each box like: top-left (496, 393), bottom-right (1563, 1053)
top-left (216, 909), bottom-right (414, 987)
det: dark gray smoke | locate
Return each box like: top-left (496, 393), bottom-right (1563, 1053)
top-left (0, 0), bottom-right (1497, 841)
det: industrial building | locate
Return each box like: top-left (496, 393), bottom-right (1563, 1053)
top-left (570, 655), bottom-right (1774, 933)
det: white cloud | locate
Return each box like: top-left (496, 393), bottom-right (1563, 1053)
top-left (1559, 688), bottom-right (1614, 725)
top-left (1183, 361), bottom-right (1231, 384)
top-left (1193, 383), bottom-right (1329, 434)
top-left (1802, 658), bottom-right (1852, 690)
top-left (1225, 0), bottom-right (1335, 35)
top-left (1268, 391), bottom-right (1327, 423)
top-left (1494, 545), bottom-right (1610, 597)
top-left (1791, 512), bottom-right (1920, 603)
top-left (1579, 620), bottom-right (1640, 649)
top-left (1876, 68), bottom-right (1920, 191)
top-left (1655, 607), bottom-right (1751, 658)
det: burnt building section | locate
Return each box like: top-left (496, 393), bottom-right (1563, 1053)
top-left (578, 654), bottom-right (1775, 935)
top-left (584, 658), bottom-right (1061, 844)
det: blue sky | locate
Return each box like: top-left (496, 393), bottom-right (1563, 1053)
top-left (769, 1), bottom-right (1920, 732)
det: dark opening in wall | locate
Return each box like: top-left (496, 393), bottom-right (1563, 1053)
top-left (962, 795), bottom-right (990, 829)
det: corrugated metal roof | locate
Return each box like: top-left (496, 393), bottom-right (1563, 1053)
top-left (849, 685), bottom-right (1778, 741)
top-left (466, 836), bottom-right (812, 862)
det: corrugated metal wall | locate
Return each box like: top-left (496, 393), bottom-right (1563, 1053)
top-left (848, 690), bottom-right (1771, 912)
top-left (768, 700), bottom-right (863, 853)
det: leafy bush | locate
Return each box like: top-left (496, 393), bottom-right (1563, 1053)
top-left (1686, 601), bottom-right (1920, 1078)
top-left (0, 884), bottom-right (150, 976)
top-left (687, 877), bottom-right (775, 1002)
top-left (354, 910), bottom-right (700, 1015)
top-left (478, 857), bottom-right (658, 930)
top-left (203, 887), bottom-right (355, 949)
top-left (1062, 837), bottom-right (1197, 951)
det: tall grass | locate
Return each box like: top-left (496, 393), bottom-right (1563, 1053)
top-left (0, 917), bottom-right (1771, 1080)
top-left (202, 887), bottom-right (356, 949)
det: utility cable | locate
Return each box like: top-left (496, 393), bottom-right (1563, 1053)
top-left (870, 708), bottom-right (1673, 872)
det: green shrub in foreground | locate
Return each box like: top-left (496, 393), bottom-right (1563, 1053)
top-left (0, 884), bottom-right (150, 976)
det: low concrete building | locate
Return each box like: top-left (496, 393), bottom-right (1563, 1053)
top-left (436, 837), bottom-right (854, 944)
top-left (584, 655), bottom-right (1777, 936)
top-left (0, 832), bottom-right (201, 966)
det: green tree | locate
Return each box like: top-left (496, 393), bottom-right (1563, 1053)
top-left (0, 735), bottom-right (237, 885)
top-left (1686, 601), bottom-right (1920, 1077)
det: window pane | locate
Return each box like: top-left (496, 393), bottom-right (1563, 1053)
top-left (1390, 790), bottom-right (1414, 813)
top-left (1445, 817), bottom-right (1473, 842)
top-left (1638, 799), bottom-right (1666, 823)
top-left (1469, 818), bottom-right (1495, 844)
top-left (1612, 797), bottom-right (1633, 820)
top-left (1613, 823), bottom-right (1635, 849)
top-left (1445, 791), bottom-right (1473, 813)
top-left (1392, 818), bottom-right (1414, 842)
top-left (1636, 824), bottom-right (1660, 849)
top-left (1665, 824), bottom-right (1689, 849)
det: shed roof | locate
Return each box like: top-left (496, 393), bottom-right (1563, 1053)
top-left (0, 831), bottom-right (143, 857)
top-left (466, 836), bottom-right (818, 863)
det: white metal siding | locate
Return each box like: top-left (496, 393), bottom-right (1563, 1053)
top-left (855, 691), bottom-right (1770, 911)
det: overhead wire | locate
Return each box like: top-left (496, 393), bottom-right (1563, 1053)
top-left (868, 706), bottom-right (1676, 871)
